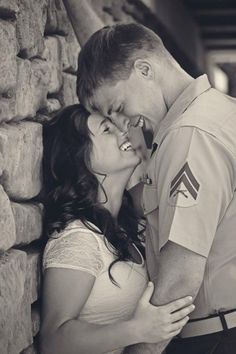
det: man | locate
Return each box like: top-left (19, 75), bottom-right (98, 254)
top-left (65, 13), bottom-right (236, 354)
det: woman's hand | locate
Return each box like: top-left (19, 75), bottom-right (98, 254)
top-left (130, 282), bottom-right (194, 344)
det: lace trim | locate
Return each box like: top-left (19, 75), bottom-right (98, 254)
top-left (43, 229), bottom-right (104, 277)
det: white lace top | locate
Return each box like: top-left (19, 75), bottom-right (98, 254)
top-left (43, 220), bottom-right (148, 354)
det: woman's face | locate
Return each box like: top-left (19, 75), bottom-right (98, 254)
top-left (88, 113), bottom-right (141, 176)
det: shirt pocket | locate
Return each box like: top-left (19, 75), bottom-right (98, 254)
top-left (143, 184), bottom-right (158, 216)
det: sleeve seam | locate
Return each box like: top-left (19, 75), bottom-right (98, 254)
top-left (43, 264), bottom-right (98, 277)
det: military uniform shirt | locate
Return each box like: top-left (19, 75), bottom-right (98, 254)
top-left (143, 75), bottom-right (236, 318)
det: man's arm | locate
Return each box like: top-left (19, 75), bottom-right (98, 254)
top-left (124, 241), bottom-right (206, 354)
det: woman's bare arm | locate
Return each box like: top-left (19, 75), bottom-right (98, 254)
top-left (62, 0), bottom-right (103, 44)
top-left (40, 265), bottom-right (194, 354)
top-left (40, 268), bottom-right (140, 354)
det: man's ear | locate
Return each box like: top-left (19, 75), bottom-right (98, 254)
top-left (134, 59), bottom-right (154, 79)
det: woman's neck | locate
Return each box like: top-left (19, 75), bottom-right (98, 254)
top-left (97, 171), bottom-right (132, 218)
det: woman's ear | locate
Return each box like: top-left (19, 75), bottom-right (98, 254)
top-left (134, 59), bottom-right (154, 79)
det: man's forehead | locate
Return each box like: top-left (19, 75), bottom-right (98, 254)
top-left (91, 86), bottom-right (117, 115)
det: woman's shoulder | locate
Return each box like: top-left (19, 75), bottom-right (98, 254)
top-left (51, 219), bottom-right (101, 238)
top-left (44, 219), bottom-right (105, 253)
top-left (43, 219), bottom-right (105, 275)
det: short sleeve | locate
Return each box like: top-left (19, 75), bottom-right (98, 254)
top-left (157, 127), bottom-right (235, 257)
top-left (43, 230), bottom-right (104, 277)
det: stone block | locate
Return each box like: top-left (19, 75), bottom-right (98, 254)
top-left (0, 121), bottom-right (43, 200)
top-left (11, 202), bottom-right (43, 246)
top-left (0, 184), bottom-right (16, 251)
top-left (0, 96), bottom-right (15, 122)
top-left (58, 73), bottom-right (79, 106)
top-left (15, 58), bottom-right (50, 120)
top-left (16, 0), bottom-right (48, 58)
top-left (26, 249), bottom-right (42, 304)
top-left (42, 36), bottom-right (63, 94)
top-left (0, 20), bottom-right (17, 94)
top-left (61, 31), bottom-right (80, 74)
top-left (44, 98), bottom-right (61, 114)
top-left (0, 0), bottom-right (19, 17)
top-left (0, 58), bottom-right (50, 122)
top-left (45, 0), bottom-right (70, 35)
top-left (0, 249), bottom-right (33, 354)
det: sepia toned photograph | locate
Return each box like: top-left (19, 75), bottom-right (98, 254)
top-left (0, 1), bottom-right (236, 353)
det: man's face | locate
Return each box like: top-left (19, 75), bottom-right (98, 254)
top-left (91, 68), bottom-right (168, 135)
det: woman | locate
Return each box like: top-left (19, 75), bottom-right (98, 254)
top-left (40, 104), bottom-right (194, 354)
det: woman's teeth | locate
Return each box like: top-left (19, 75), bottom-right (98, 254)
top-left (120, 141), bottom-right (133, 151)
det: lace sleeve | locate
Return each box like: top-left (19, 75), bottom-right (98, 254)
top-left (43, 230), bottom-right (104, 277)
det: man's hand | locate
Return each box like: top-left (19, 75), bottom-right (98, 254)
top-left (124, 241), bottom-right (206, 354)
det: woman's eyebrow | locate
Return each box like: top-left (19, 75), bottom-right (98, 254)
top-left (96, 118), bottom-right (107, 133)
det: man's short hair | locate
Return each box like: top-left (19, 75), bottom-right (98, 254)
top-left (77, 23), bottom-right (165, 108)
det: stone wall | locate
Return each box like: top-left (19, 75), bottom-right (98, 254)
top-left (0, 1), bottom-right (80, 353)
top-left (0, 1), bottom-right (204, 353)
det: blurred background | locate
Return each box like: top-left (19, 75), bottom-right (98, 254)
top-left (88, 0), bottom-right (236, 97)
top-left (0, 1), bottom-right (236, 354)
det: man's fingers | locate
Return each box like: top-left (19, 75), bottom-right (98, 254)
top-left (139, 282), bottom-right (154, 304)
top-left (171, 304), bottom-right (195, 322)
top-left (166, 296), bottom-right (193, 313)
top-left (170, 316), bottom-right (190, 332)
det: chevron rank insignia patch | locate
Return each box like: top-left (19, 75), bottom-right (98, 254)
top-left (168, 162), bottom-right (200, 207)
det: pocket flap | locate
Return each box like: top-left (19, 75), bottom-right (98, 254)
top-left (143, 184), bottom-right (158, 215)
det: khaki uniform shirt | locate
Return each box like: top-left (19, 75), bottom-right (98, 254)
top-left (143, 75), bottom-right (236, 318)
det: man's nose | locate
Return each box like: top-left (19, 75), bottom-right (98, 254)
top-left (111, 113), bottom-right (130, 133)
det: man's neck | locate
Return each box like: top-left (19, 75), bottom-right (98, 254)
top-left (165, 70), bottom-right (194, 110)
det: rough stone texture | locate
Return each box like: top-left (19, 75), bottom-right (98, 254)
top-left (58, 33), bottom-right (80, 74)
top-left (0, 58), bottom-right (50, 122)
top-left (16, 0), bottom-right (48, 58)
top-left (26, 250), bottom-right (42, 304)
top-left (44, 98), bottom-right (61, 114)
top-left (45, 0), bottom-right (70, 35)
top-left (0, 0), bottom-right (19, 17)
top-left (11, 202), bottom-right (43, 246)
top-left (0, 20), bottom-right (17, 94)
top-left (0, 96), bottom-right (15, 123)
top-left (0, 121), bottom-right (43, 200)
top-left (58, 73), bottom-right (79, 106)
top-left (14, 58), bottom-right (50, 121)
top-left (42, 36), bottom-right (63, 94)
top-left (0, 249), bottom-right (32, 354)
top-left (0, 184), bottom-right (16, 251)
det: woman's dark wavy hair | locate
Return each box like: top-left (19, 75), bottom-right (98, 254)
top-left (42, 104), bottom-right (145, 284)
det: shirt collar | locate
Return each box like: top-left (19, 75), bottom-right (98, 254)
top-left (153, 74), bottom-right (211, 145)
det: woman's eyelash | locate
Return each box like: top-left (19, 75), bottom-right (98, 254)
top-left (116, 105), bottom-right (122, 113)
